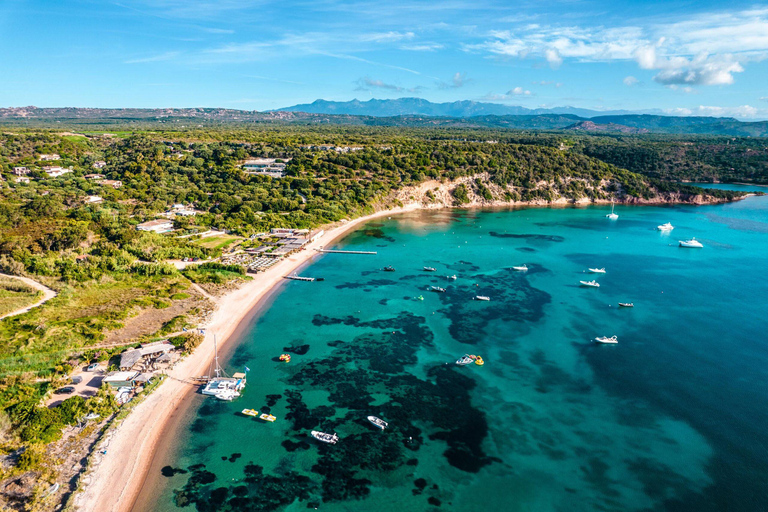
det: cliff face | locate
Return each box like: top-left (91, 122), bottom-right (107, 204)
top-left (390, 174), bottom-right (740, 210)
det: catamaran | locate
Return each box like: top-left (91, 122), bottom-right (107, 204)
top-left (367, 416), bottom-right (389, 430)
top-left (311, 431), bottom-right (339, 444)
top-left (201, 335), bottom-right (246, 400)
top-left (679, 238), bottom-right (703, 248)
top-left (657, 222), bottom-right (674, 231)
top-left (595, 335), bottom-right (618, 344)
top-left (512, 264), bottom-right (528, 271)
top-left (606, 200), bottom-right (618, 220)
top-left (579, 280), bottom-right (600, 287)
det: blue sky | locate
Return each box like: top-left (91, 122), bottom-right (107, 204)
top-left (1, 0), bottom-right (767, 118)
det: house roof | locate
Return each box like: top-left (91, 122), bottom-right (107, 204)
top-left (120, 350), bottom-right (142, 369)
top-left (104, 371), bottom-right (139, 382)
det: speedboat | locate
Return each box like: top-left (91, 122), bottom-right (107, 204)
top-left (588, 268), bottom-right (606, 274)
top-left (474, 356), bottom-right (485, 366)
top-left (606, 200), bottom-right (618, 220)
top-left (447, 275), bottom-right (457, 280)
top-left (618, 302), bottom-right (634, 308)
top-left (241, 409), bottom-right (259, 417)
top-left (595, 335), bottom-right (618, 344)
top-left (430, 286), bottom-right (446, 293)
top-left (215, 389), bottom-right (240, 401)
top-left (423, 267), bottom-right (436, 272)
top-left (259, 413), bottom-right (277, 422)
top-left (512, 264), bottom-right (528, 271)
top-left (367, 416), bottom-right (389, 430)
top-left (475, 296), bottom-right (490, 301)
top-left (657, 222), bottom-right (674, 231)
top-left (383, 265), bottom-right (396, 271)
top-left (679, 238), bottom-right (703, 248)
top-left (311, 431), bottom-right (339, 444)
top-left (456, 354), bottom-right (475, 365)
top-left (579, 280), bottom-right (600, 287)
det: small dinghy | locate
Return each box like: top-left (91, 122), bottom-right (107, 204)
top-left (595, 335), bottom-right (618, 344)
top-left (367, 416), bottom-right (388, 430)
top-left (260, 413), bottom-right (277, 422)
top-left (474, 356), bottom-right (485, 366)
top-left (512, 264), bottom-right (528, 271)
top-left (241, 409), bottom-right (259, 417)
top-left (618, 302), bottom-right (634, 308)
top-left (475, 296), bottom-right (490, 301)
top-left (430, 286), bottom-right (446, 293)
top-left (580, 280), bottom-right (600, 287)
top-left (456, 354), bottom-right (475, 365)
top-left (311, 431), bottom-right (339, 444)
top-left (588, 268), bottom-right (606, 274)
top-left (423, 266), bottom-right (436, 272)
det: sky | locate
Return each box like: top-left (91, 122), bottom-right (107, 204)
top-left (1, 0), bottom-right (768, 118)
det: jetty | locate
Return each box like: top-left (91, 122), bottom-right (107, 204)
top-left (315, 248), bottom-right (377, 255)
top-left (284, 275), bottom-right (316, 282)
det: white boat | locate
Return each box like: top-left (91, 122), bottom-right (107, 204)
top-left (202, 335), bottom-right (247, 397)
top-left (588, 268), bottom-right (606, 273)
top-left (456, 354), bottom-right (475, 365)
top-left (311, 431), bottom-right (339, 444)
top-left (579, 280), bottom-right (600, 287)
top-left (367, 416), bottom-right (388, 430)
top-left (679, 238), bottom-right (703, 248)
top-left (430, 286), bottom-right (446, 293)
top-left (606, 200), bottom-right (618, 220)
top-left (595, 335), bottom-right (618, 344)
top-left (475, 296), bottom-right (490, 301)
top-left (423, 267), bottom-right (436, 272)
top-left (512, 265), bottom-right (528, 271)
top-left (618, 302), bottom-right (634, 308)
top-left (447, 275), bottom-right (457, 280)
top-left (657, 222), bottom-right (674, 231)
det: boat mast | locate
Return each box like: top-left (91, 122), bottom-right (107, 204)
top-left (213, 334), bottom-right (221, 378)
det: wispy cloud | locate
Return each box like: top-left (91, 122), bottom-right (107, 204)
top-left (242, 75), bottom-right (305, 85)
top-left (480, 87), bottom-right (533, 101)
top-left (438, 72), bottom-right (470, 89)
top-left (359, 31), bottom-right (415, 43)
top-left (623, 76), bottom-right (638, 86)
top-left (664, 104), bottom-right (763, 118)
top-left (400, 43), bottom-right (445, 52)
top-left (354, 76), bottom-right (423, 93)
top-left (124, 51), bottom-right (181, 64)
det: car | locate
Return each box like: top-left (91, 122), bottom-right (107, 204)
top-left (55, 386), bottom-right (75, 394)
top-left (86, 363), bottom-right (100, 371)
top-left (71, 376), bottom-right (83, 384)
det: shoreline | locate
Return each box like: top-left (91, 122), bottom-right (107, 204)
top-left (71, 194), bottom-right (751, 511)
top-left (72, 202), bottom-right (421, 512)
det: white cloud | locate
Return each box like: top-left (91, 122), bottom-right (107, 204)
top-left (451, 72), bottom-right (468, 88)
top-left (400, 43), bottom-right (444, 51)
top-left (663, 105), bottom-right (762, 118)
top-left (359, 31), bottom-right (415, 43)
top-left (544, 48), bottom-right (562, 68)
top-left (623, 76), bottom-right (639, 86)
top-left (480, 87), bottom-right (533, 101)
top-left (509, 86), bottom-right (531, 96)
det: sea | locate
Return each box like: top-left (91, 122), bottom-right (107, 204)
top-left (144, 193), bottom-right (768, 512)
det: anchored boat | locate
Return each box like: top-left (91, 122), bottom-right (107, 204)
top-left (579, 280), bottom-right (600, 288)
top-left (456, 354), bottom-right (475, 365)
top-left (512, 264), bottom-right (528, 271)
top-left (367, 416), bottom-right (388, 430)
top-left (475, 295), bottom-right (490, 301)
top-left (423, 266), bottom-right (436, 272)
top-left (588, 268), bottom-right (606, 274)
top-left (201, 335), bottom-right (246, 399)
top-left (311, 431), bottom-right (339, 444)
top-left (618, 302), bottom-right (634, 308)
top-left (606, 200), bottom-right (619, 220)
top-left (260, 413), bottom-right (277, 422)
top-left (430, 286), bottom-right (446, 293)
top-left (658, 222), bottom-right (674, 231)
top-left (241, 409), bottom-right (259, 417)
top-left (383, 265), bottom-right (396, 272)
top-left (679, 238), bottom-right (703, 248)
top-left (595, 335), bottom-right (618, 344)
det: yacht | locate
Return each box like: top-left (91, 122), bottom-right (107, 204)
top-left (588, 268), bottom-right (606, 274)
top-left (579, 280), bottom-right (600, 287)
top-left (430, 286), bottom-right (446, 293)
top-left (456, 354), bottom-right (475, 365)
top-left (311, 431), bottom-right (339, 444)
top-left (475, 296), bottom-right (490, 301)
top-left (595, 335), bottom-right (618, 344)
top-left (679, 238), bottom-right (703, 248)
top-left (201, 336), bottom-right (247, 398)
top-left (512, 264), bottom-right (528, 271)
top-left (606, 200), bottom-right (619, 220)
top-left (618, 302), bottom-right (634, 308)
top-left (367, 416), bottom-right (389, 430)
top-left (657, 222), bottom-right (674, 231)
top-left (423, 267), bottom-right (436, 272)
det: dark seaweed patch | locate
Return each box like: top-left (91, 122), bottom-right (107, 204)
top-left (360, 227), bottom-right (395, 242)
top-left (283, 344), bottom-right (310, 355)
top-left (517, 247), bottom-right (536, 252)
top-left (161, 466), bottom-right (187, 477)
top-left (265, 394), bottom-right (282, 407)
top-left (228, 453), bottom-right (242, 463)
top-left (488, 231), bottom-right (565, 242)
top-left (335, 279), bottom-right (398, 290)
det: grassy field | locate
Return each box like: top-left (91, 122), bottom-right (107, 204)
top-left (192, 234), bottom-right (241, 250)
top-left (0, 278), bottom-right (43, 317)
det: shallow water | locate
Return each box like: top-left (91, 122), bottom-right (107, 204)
top-left (147, 199), bottom-right (768, 512)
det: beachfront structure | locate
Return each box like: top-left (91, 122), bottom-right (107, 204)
top-left (12, 167), bottom-right (29, 176)
top-left (39, 153), bottom-right (60, 161)
top-left (43, 166), bottom-right (73, 178)
top-left (97, 179), bottom-right (123, 188)
top-left (119, 342), bottom-right (175, 371)
top-left (136, 219), bottom-right (174, 233)
top-left (103, 371), bottom-right (139, 388)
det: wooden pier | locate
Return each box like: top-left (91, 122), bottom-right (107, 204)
top-left (315, 249), bottom-right (377, 255)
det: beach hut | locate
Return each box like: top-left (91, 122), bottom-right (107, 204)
top-left (103, 371), bottom-right (139, 388)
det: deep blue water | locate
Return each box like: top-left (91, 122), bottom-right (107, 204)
top-left (148, 198), bottom-right (768, 512)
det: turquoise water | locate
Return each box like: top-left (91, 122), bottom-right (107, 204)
top-left (149, 198), bottom-right (768, 512)
top-left (695, 183), bottom-right (768, 193)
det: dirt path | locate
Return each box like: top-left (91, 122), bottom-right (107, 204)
top-left (0, 273), bottom-right (57, 321)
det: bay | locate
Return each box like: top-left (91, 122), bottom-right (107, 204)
top-left (148, 198), bottom-right (768, 512)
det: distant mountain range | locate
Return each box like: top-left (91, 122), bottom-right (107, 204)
top-left (276, 97), bottom-right (655, 118)
top-left (1, 104), bottom-right (767, 137)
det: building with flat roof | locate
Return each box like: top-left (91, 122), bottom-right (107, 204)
top-left (12, 167), bottom-right (29, 175)
top-left (97, 179), bottom-right (123, 188)
top-left (136, 219), bottom-right (174, 233)
top-left (43, 166), bottom-right (73, 178)
top-left (39, 153), bottom-right (60, 161)
top-left (103, 371), bottom-right (139, 387)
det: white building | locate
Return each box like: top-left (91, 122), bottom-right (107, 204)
top-left (97, 179), bottom-right (123, 188)
top-left (39, 153), bottom-right (61, 161)
top-left (136, 219), bottom-right (174, 233)
top-left (43, 166), bottom-right (73, 178)
top-left (86, 195), bottom-right (104, 204)
top-left (93, 161), bottom-right (107, 169)
top-left (12, 166), bottom-right (29, 175)
top-left (15, 176), bottom-right (30, 183)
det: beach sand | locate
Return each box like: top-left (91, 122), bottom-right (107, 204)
top-left (72, 203), bottom-right (418, 512)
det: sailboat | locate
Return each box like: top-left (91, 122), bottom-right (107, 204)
top-left (606, 200), bottom-right (618, 220)
top-left (201, 335), bottom-right (246, 399)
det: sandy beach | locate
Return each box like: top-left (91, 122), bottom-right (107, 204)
top-left (72, 203), bottom-right (419, 512)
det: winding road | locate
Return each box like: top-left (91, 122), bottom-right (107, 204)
top-left (0, 273), bottom-right (57, 320)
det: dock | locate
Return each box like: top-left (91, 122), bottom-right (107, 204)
top-left (315, 249), bottom-right (377, 255)
top-left (284, 275), bottom-right (315, 282)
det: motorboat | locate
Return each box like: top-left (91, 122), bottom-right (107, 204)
top-left (423, 267), bottom-right (436, 272)
top-left (618, 302), bottom-right (634, 308)
top-left (383, 265), bottom-right (396, 272)
top-left (595, 335), bottom-right (618, 344)
top-left (588, 268), bottom-right (606, 274)
top-left (456, 354), bottom-right (475, 365)
top-left (367, 416), bottom-right (388, 430)
top-left (474, 356), bottom-right (485, 366)
top-left (657, 222), bottom-right (674, 231)
top-left (241, 409), bottom-right (259, 417)
top-left (447, 275), bottom-right (457, 280)
top-left (215, 389), bottom-right (240, 401)
top-left (579, 280), bottom-right (600, 287)
top-left (679, 238), bottom-right (703, 248)
top-left (512, 265), bottom-right (528, 271)
top-left (430, 286), bottom-right (446, 293)
top-left (260, 413), bottom-right (277, 422)
top-left (311, 431), bottom-right (339, 444)
top-left (606, 200), bottom-right (618, 220)
top-left (475, 296), bottom-right (490, 301)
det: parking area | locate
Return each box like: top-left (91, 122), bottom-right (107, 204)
top-left (46, 367), bottom-right (105, 408)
